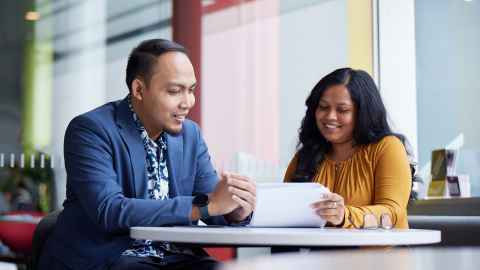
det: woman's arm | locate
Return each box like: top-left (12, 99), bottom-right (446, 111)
top-left (342, 137), bottom-right (412, 229)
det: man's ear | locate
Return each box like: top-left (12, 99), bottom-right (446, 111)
top-left (131, 78), bottom-right (145, 101)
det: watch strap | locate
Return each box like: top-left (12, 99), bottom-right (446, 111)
top-left (199, 205), bottom-right (210, 219)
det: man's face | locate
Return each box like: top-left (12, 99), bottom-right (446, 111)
top-left (131, 52), bottom-right (196, 136)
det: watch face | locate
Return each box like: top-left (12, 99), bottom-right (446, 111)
top-left (193, 193), bottom-right (209, 207)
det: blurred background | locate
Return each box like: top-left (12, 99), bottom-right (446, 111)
top-left (0, 0), bottom-right (479, 265)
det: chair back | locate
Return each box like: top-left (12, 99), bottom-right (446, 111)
top-left (29, 210), bottom-right (61, 270)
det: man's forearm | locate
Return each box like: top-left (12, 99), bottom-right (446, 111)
top-left (191, 205), bottom-right (201, 221)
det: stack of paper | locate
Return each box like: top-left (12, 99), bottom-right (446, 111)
top-left (249, 183), bottom-right (330, 228)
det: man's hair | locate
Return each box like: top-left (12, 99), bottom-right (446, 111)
top-left (125, 39), bottom-right (188, 92)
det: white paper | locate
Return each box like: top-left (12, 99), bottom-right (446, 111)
top-left (249, 183), bottom-right (330, 228)
top-left (459, 174), bottom-right (471, 197)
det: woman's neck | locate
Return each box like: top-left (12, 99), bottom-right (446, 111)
top-left (329, 140), bottom-right (356, 162)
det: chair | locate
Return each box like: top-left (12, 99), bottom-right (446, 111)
top-left (27, 210), bottom-right (236, 268)
top-left (29, 210), bottom-right (61, 270)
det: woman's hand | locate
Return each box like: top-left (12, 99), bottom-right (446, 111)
top-left (311, 192), bottom-right (345, 226)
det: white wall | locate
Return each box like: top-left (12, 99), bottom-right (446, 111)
top-left (202, 1), bottom-right (280, 168)
top-left (202, 0), bottom-right (350, 175)
top-left (279, 0), bottom-right (349, 166)
top-left (377, 0), bottom-right (418, 159)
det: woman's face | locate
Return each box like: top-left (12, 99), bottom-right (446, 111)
top-left (315, 84), bottom-right (356, 145)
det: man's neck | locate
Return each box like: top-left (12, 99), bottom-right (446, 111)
top-left (131, 100), bottom-right (162, 140)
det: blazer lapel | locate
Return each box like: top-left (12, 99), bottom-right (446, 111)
top-left (115, 98), bottom-right (147, 198)
top-left (166, 133), bottom-right (183, 197)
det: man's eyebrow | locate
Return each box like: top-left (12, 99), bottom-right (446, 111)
top-left (166, 82), bottom-right (197, 89)
top-left (166, 82), bottom-right (186, 89)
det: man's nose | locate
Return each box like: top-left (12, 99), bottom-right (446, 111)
top-left (180, 92), bottom-right (195, 109)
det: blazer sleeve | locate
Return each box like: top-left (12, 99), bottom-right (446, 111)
top-left (64, 115), bottom-right (195, 234)
top-left (189, 123), bottom-right (229, 226)
top-left (191, 122), bottom-right (218, 194)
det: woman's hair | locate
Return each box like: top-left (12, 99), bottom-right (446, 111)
top-left (292, 67), bottom-right (409, 181)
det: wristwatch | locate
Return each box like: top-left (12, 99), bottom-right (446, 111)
top-left (192, 193), bottom-right (210, 219)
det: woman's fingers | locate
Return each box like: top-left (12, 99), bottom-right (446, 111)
top-left (310, 192), bottom-right (345, 226)
top-left (316, 208), bottom-right (340, 216)
top-left (311, 200), bottom-right (340, 209)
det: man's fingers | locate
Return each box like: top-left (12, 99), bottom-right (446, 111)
top-left (229, 186), bottom-right (255, 205)
top-left (232, 194), bottom-right (254, 212)
top-left (220, 171), bottom-right (231, 179)
top-left (227, 178), bottom-right (256, 194)
top-left (227, 173), bottom-right (251, 182)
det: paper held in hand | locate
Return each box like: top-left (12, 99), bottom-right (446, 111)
top-left (249, 183), bottom-right (330, 228)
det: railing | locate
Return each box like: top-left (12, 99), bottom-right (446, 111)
top-left (0, 153), bottom-right (60, 169)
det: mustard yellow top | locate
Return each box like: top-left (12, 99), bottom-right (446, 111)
top-left (284, 136), bottom-right (411, 229)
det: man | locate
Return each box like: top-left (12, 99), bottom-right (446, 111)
top-left (39, 39), bottom-right (256, 270)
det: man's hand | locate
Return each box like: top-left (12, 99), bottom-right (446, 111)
top-left (224, 173), bottom-right (256, 222)
top-left (207, 173), bottom-right (239, 216)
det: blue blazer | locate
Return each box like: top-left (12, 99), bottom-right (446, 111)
top-left (39, 97), bottom-right (226, 270)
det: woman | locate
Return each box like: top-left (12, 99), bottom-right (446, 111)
top-left (284, 68), bottom-right (411, 229)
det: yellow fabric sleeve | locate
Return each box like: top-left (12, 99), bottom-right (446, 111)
top-left (283, 153), bottom-right (299, 182)
top-left (341, 137), bottom-right (411, 229)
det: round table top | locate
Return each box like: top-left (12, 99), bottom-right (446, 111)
top-left (130, 226), bottom-right (441, 247)
top-left (220, 247), bottom-right (479, 270)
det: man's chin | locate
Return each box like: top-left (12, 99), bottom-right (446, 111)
top-left (164, 125), bottom-right (183, 135)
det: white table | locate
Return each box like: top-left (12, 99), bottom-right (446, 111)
top-left (220, 247), bottom-right (479, 270)
top-left (0, 262), bottom-right (17, 270)
top-left (130, 226), bottom-right (441, 247)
